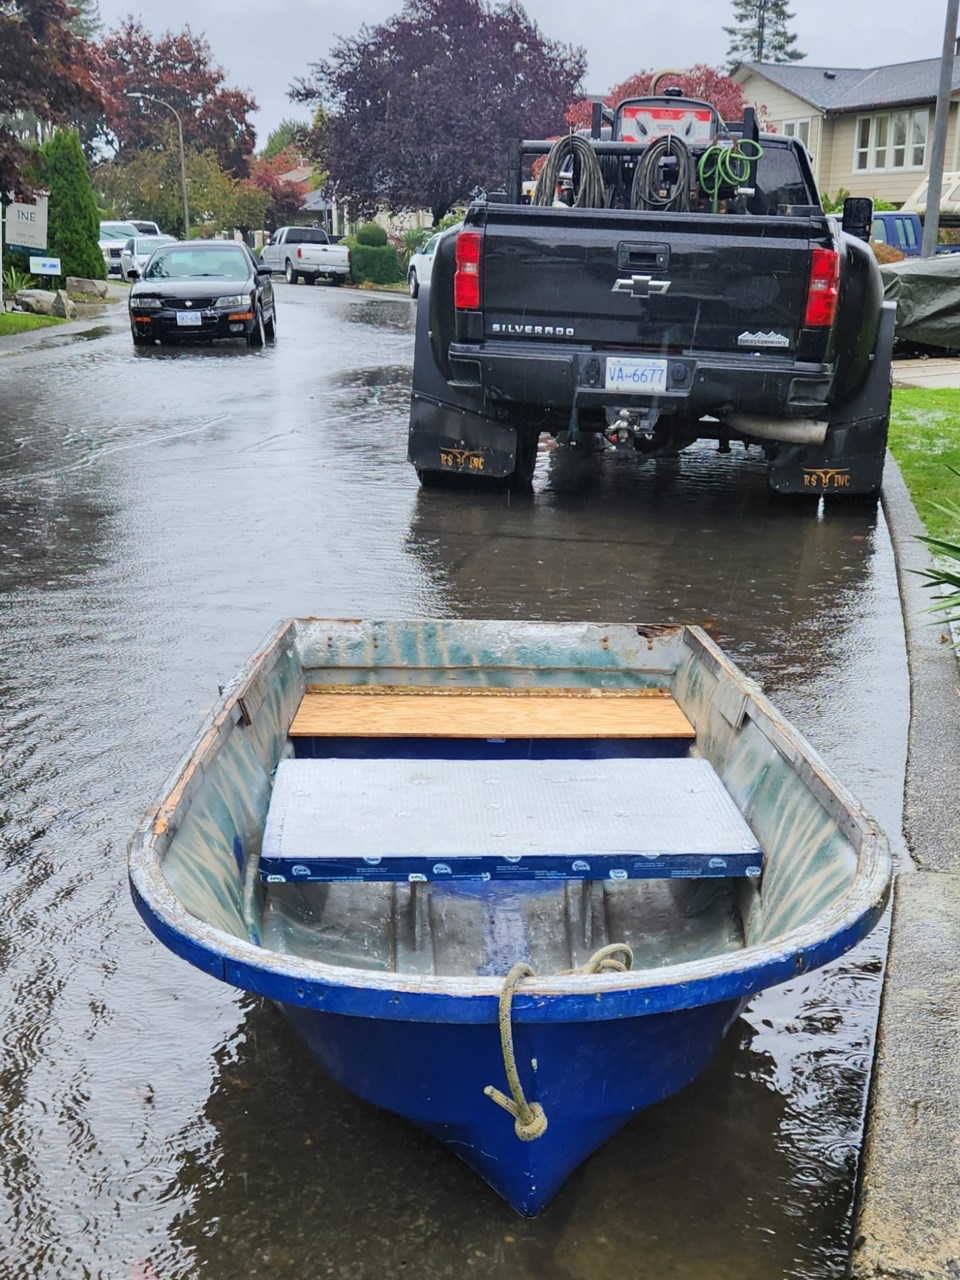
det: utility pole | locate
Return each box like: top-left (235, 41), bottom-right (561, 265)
top-left (921, 0), bottom-right (959, 256)
top-left (126, 93), bottom-right (190, 238)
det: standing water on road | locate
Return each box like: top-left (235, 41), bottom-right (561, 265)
top-left (0, 284), bottom-right (907, 1279)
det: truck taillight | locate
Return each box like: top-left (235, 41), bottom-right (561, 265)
top-left (297, 246), bottom-right (303, 259)
top-left (804, 247), bottom-right (840, 327)
top-left (454, 230), bottom-right (482, 310)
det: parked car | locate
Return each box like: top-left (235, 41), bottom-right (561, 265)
top-left (119, 234), bottom-right (178, 282)
top-left (260, 226), bottom-right (351, 285)
top-left (128, 240), bottom-right (277, 348)
top-left (407, 224), bottom-right (462, 297)
top-left (871, 210), bottom-right (960, 257)
top-left (98, 220), bottom-right (139, 275)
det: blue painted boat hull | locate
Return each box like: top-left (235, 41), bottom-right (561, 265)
top-left (281, 996), bottom-right (744, 1215)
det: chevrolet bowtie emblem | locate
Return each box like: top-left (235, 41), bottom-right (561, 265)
top-left (185, 300), bottom-right (193, 307)
top-left (612, 275), bottom-right (671, 298)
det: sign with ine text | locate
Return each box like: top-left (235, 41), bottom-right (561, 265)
top-left (4, 195), bottom-right (48, 250)
top-left (29, 256), bottom-right (61, 276)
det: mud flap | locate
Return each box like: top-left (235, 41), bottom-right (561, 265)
top-left (769, 302), bottom-right (895, 497)
top-left (408, 280), bottom-right (519, 480)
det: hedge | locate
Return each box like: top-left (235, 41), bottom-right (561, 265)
top-left (356, 221), bottom-right (388, 246)
top-left (350, 244), bottom-right (402, 285)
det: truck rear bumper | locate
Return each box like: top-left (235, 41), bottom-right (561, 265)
top-left (447, 341), bottom-right (833, 419)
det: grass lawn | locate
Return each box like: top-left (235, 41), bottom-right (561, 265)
top-left (0, 311), bottom-right (66, 337)
top-left (889, 387), bottom-right (960, 540)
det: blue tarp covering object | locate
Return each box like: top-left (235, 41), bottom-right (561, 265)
top-left (880, 253), bottom-right (960, 348)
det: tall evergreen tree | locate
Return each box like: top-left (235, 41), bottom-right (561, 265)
top-left (38, 130), bottom-right (106, 283)
top-left (725, 0), bottom-right (805, 68)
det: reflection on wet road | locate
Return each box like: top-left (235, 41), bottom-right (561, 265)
top-left (0, 282), bottom-right (908, 1279)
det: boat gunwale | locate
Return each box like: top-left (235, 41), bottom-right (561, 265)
top-left (127, 618), bottom-right (892, 1022)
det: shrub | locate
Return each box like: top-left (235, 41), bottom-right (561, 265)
top-left (2, 265), bottom-right (37, 294)
top-left (350, 244), bottom-right (403, 285)
top-left (356, 221), bottom-right (388, 247)
top-left (37, 130), bottom-right (106, 285)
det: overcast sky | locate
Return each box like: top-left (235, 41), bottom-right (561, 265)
top-left (96, 0), bottom-right (959, 147)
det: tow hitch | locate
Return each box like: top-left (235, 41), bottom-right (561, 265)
top-left (604, 406), bottom-right (661, 449)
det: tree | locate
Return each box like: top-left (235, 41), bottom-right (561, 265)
top-left (566, 66), bottom-right (749, 131)
top-left (246, 150), bottom-right (312, 231)
top-left (96, 143), bottom-right (241, 237)
top-left (68, 0), bottom-right (101, 37)
top-left (292, 0), bottom-right (585, 225)
top-left (261, 119), bottom-right (309, 161)
top-left (38, 130), bottom-right (105, 282)
top-left (95, 19), bottom-right (258, 176)
top-left (724, 0), bottom-right (805, 68)
top-left (0, 0), bottom-right (104, 193)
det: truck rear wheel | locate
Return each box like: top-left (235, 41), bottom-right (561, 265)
top-left (284, 260), bottom-right (298, 285)
top-left (505, 431), bottom-right (539, 492)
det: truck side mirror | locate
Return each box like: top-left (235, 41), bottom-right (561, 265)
top-left (841, 196), bottom-right (873, 242)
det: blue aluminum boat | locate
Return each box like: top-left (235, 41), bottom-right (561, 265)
top-left (128, 619), bottom-right (891, 1216)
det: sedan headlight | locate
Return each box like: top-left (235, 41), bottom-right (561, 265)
top-left (213, 295), bottom-right (244, 309)
top-left (130, 297), bottom-right (162, 311)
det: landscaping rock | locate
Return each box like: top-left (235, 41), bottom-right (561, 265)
top-left (51, 290), bottom-right (77, 320)
top-left (14, 288), bottom-right (77, 320)
top-left (65, 276), bottom-right (109, 298)
top-left (15, 289), bottom-right (58, 316)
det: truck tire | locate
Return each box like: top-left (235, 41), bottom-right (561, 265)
top-left (284, 260), bottom-right (298, 285)
top-left (409, 269), bottom-right (419, 298)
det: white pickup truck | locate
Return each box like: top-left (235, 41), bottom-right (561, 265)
top-left (260, 226), bottom-right (351, 285)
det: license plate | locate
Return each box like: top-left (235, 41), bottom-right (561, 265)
top-left (176, 311), bottom-right (202, 327)
top-left (605, 357), bottom-right (667, 391)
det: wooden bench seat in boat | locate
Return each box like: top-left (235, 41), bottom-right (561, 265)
top-left (288, 685), bottom-right (696, 741)
top-left (259, 758), bottom-right (763, 884)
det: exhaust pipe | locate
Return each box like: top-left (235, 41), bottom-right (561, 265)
top-left (721, 414), bottom-right (828, 445)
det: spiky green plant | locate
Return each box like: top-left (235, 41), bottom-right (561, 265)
top-left (914, 481), bottom-right (960, 635)
top-left (2, 265), bottom-right (37, 294)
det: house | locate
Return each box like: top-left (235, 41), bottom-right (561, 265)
top-left (733, 56), bottom-right (960, 205)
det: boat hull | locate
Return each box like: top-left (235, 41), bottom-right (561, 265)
top-left (281, 996), bottom-right (745, 1215)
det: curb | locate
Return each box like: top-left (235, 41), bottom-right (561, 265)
top-left (850, 453), bottom-right (960, 1278)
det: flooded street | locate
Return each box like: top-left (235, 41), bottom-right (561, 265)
top-left (0, 284), bottom-right (908, 1279)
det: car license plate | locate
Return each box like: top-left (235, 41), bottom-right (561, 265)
top-left (605, 357), bottom-right (667, 391)
top-left (176, 311), bottom-right (202, 327)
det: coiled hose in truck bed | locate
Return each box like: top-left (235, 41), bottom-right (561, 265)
top-left (533, 135), bottom-right (606, 208)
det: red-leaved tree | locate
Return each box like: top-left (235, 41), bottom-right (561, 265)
top-left (566, 66), bottom-right (755, 132)
top-left (245, 148), bottom-right (312, 231)
top-left (293, 0), bottom-right (585, 225)
top-left (0, 0), bottom-right (105, 193)
top-left (95, 19), bottom-right (257, 176)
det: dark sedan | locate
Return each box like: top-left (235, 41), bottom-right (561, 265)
top-left (128, 240), bottom-right (277, 347)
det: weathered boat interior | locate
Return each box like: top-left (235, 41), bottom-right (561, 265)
top-left (155, 621), bottom-right (866, 984)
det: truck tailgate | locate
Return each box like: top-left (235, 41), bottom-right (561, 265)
top-left (480, 207), bottom-right (829, 355)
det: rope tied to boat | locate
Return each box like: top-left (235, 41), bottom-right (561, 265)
top-left (483, 944), bottom-right (634, 1142)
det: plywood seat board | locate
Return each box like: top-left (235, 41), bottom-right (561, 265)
top-left (289, 687), bottom-right (695, 740)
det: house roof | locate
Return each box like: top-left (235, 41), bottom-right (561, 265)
top-left (736, 58), bottom-right (960, 113)
top-left (301, 189), bottom-right (332, 212)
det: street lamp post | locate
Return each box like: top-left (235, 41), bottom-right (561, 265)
top-left (126, 92), bottom-right (190, 238)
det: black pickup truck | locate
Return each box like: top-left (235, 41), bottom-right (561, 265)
top-left (408, 94), bottom-right (894, 497)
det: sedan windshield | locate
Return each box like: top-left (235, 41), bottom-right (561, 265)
top-left (144, 248), bottom-right (250, 281)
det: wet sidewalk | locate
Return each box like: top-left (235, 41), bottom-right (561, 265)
top-left (852, 458), bottom-right (960, 1279)
top-left (892, 356), bottom-right (960, 388)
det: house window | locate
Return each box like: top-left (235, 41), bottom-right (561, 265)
top-left (783, 118), bottom-right (811, 150)
top-left (854, 109), bottom-right (929, 171)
